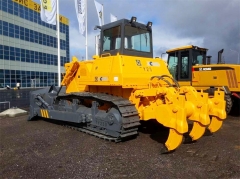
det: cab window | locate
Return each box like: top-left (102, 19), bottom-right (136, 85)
top-left (124, 25), bottom-right (151, 52)
top-left (192, 50), bottom-right (206, 65)
top-left (180, 51), bottom-right (189, 79)
top-left (103, 26), bottom-right (121, 51)
top-left (168, 53), bottom-right (178, 79)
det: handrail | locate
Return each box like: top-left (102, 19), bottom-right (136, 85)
top-left (0, 101), bottom-right (10, 109)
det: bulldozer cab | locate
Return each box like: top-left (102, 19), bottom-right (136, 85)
top-left (98, 17), bottom-right (153, 58)
top-left (166, 45), bottom-right (207, 85)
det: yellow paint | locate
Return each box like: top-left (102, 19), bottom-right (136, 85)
top-left (165, 129), bottom-right (183, 151)
top-left (40, 109), bottom-right (49, 118)
top-left (208, 116), bottom-right (223, 133)
top-left (166, 45), bottom-right (208, 53)
top-left (192, 64), bottom-right (240, 92)
top-left (41, 0), bottom-right (52, 11)
top-left (189, 122), bottom-right (206, 141)
top-left (40, 109), bottom-right (43, 117)
top-left (60, 54), bottom-right (226, 151)
top-left (12, 0), bottom-right (69, 25)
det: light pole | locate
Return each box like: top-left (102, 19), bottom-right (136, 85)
top-left (230, 49), bottom-right (239, 64)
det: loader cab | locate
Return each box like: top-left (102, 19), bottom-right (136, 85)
top-left (97, 17), bottom-right (153, 58)
top-left (166, 45), bottom-right (207, 84)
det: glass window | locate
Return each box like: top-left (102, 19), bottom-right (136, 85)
top-left (4, 53), bottom-right (9, 60)
top-left (0, 69), bottom-right (4, 79)
top-left (168, 53), bottom-right (178, 79)
top-left (15, 48), bottom-right (20, 53)
top-left (10, 46), bottom-right (14, 52)
top-left (3, 21), bottom-right (8, 29)
top-left (180, 51), bottom-right (189, 79)
top-left (9, 23), bottom-right (14, 29)
top-left (21, 49), bottom-right (25, 54)
top-left (20, 35), bottom-right (25, 40)
top-left (16, 51), bottom-right (20, 57)
top-left (9, 32), bottom-right (14, 37)
top-left (15, 33), bottom-right (19, 38)
top-left (25, 29), bottom-right (29, 35)
top-left (14, 10), bottom-right (19, 16)
top-left (8, 8), bottom-right (13, 14)
top-left (10, 55), bottom-right (15, 61)
top-left (192, 50), bottom-right (206, 65)
top-left (124, 25), bottom-right (151, 52)
top-left (4, 46), bottom-right (9, 51)
top-left (5, 69), bottom-right (10, 74)
top-left (20, 12), bottom-right (24, 18)
top-left (103, 26), bottom-right (121, 51)
top-left (2, 4), bottom-right (7, 12)
top-left (15, 56), bottom-right (20, 61)
top-left (10, 51), bottom-right (15, 56)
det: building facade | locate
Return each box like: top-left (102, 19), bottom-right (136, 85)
top-left (0, 0), bottom-right (69, 88)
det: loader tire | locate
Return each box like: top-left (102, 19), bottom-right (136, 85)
top-left (225, 95), bottom-right (233, 114)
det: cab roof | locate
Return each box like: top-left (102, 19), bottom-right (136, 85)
top-left (166, 45), bottom-right (208, 53)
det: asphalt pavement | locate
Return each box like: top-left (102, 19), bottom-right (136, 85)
top-left (0, 88), bottom-right (240, 179)
top-left (0, 113), bottom-right (239, 179)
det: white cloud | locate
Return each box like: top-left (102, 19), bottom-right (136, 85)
top-left (69, 24), bottom-right (100, 60)
top-left (35, 0), bottom-right (239, 63)
top-left (152, 25), bottom-right (204, 60)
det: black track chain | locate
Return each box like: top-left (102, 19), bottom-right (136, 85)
top-left (64, 125), bottom-right (122, 142)
top-left (58, 92), bottom-right (140, 141)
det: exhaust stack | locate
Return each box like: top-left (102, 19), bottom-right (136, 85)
top-left (217, 49), bottom-right (224, 64)
top-left (206, 56), bottom-right (212, 65)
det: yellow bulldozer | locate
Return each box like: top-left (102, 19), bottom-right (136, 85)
top-left (166, 45), bottom-right (240, 114)
top-left (28, 17), bottom-right (226, 153)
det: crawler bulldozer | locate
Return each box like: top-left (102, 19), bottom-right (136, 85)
top-left (166, 45), bottom-right (240, 114)
top-left (29, 17), bottom-right (226, 152)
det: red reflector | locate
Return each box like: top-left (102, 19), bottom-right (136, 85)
top-left (192, 67), bottom-right (195, 72)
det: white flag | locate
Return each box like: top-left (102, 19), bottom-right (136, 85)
top-left (94, 0), bottom-right (103, 26)
top-left (110, 13), bottom-right (117, 22)
top-left (75, 0), bottom-right (86, 36)
top-left (40, 0), bottom-right (57, 25)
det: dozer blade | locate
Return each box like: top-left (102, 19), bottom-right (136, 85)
top-left (163, 128), bottom-right (183, 153)
top-left (189, 121), bottom-right (206, 141)
top-left (208, 116), bottom-right (223, 133)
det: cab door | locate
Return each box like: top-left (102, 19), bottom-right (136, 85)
top-left (178, 50), bottom-right (192, 86)
top-left (167, 52), bottom-right (178, 80)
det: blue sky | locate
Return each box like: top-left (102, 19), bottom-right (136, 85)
top-left (37, 0), bottom-right (240, 63)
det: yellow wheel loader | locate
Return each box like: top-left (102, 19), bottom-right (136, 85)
top-left (166, 45), bottom-right (240, 114)
top-left (28, 17), bottom-right (226, 153)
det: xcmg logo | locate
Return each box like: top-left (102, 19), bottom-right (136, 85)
top-left (13, 0), bottom-right (28, 6)
top-left (199, 67), bottom-right (212, 71)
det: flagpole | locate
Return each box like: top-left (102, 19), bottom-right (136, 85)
top-left (57, 0), bottom-right (61, 86)
top-left (102, 4), bottom-right (104, 25)
top-left (85, 0), bottom-right (88, 60)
